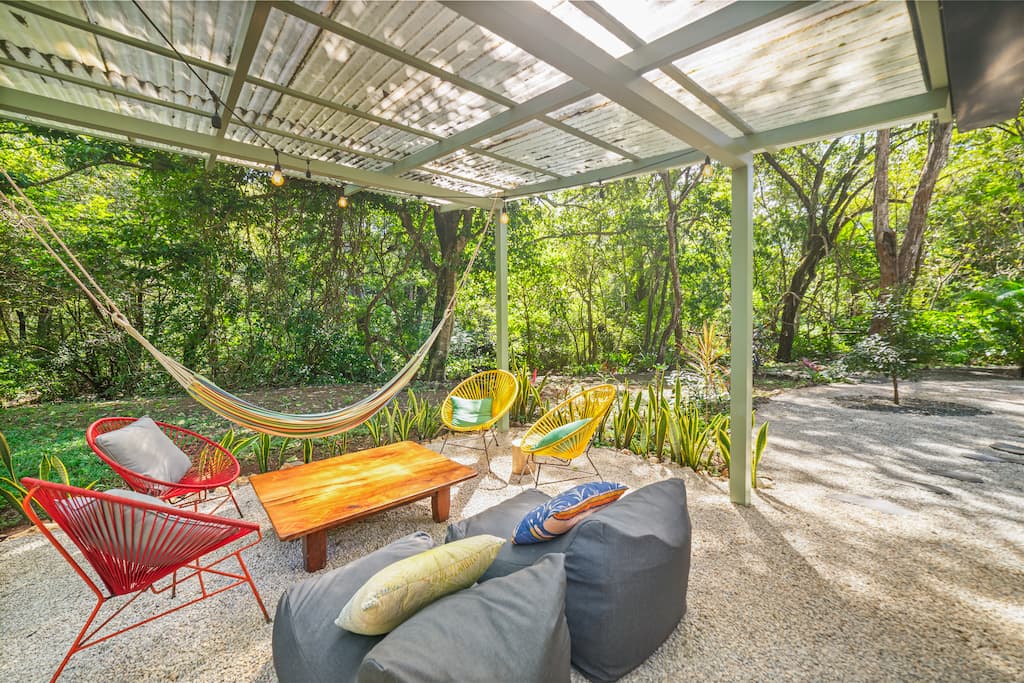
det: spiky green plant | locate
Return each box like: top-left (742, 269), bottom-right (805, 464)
top-left (668, 403), bottom-right (714, 470)
top-left (510, 365), bottom-right (549, 423)
top-left (611, 386), bottom-right (639, 451)
top-left (2, 431), bottom-right (93, 519)
top-left (251, 433), bottom-right (273, 473)
top-left (366, 414), bottom-right (387, 447)
top-left (713, 414), bottom-right (769, 487)
top-left (302, 439), bottom-right (315, 464)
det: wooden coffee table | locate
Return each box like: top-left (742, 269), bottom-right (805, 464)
top-left (249, 441), bottom-right (477, 571)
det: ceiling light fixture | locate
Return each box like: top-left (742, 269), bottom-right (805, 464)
top-left (700, 155), bottom-right (714, 179)
top-left (270, 150), bottom-right (285, 187)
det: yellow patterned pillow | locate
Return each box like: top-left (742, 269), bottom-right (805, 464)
top-left (335, 534), bottom-right (505, 635)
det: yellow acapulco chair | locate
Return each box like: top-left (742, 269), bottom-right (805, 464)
top-left (440, 369), bottom-right (518, 479)
top-left (520, 383), bottom-right (616, 487)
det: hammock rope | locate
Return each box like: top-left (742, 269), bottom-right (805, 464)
top-left (1, 168), bottom-right (496, 438)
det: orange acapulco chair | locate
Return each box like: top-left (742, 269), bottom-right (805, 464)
top-left (20, 478), bottom-right (269, 682)
top-left (439, 369), bottom-right (519, 479)
top-left (87, 417), bottom-right (243, 516)
top-left (520, 383), bottom-right (616, 487)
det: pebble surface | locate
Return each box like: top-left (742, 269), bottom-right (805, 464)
top-left (1, 374), bottom-right (1021, 682)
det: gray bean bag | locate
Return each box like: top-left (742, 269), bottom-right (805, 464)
top-left (272, 532), bottom-right (435, 683)
top-left (357, 553), bottom-right (571, 683)
top-left (446, 478), bottom-right (692, 682)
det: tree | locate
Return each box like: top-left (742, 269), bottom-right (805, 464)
top-left (844, 289), bottom-right (943, 404)
top-left (760, 136), bottom-right (874, 361)
top-left (869, 121), bottom-right (953, 333)
top-left (398, 204), bottom-right (481, 380)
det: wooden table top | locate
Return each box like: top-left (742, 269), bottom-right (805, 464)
top-left (249, 441), bottom-right (477, 541)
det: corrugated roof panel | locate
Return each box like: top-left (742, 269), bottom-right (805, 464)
top-left (430, 149), bottom-right (551, 189)
top-left (590, 0), bottom-right (732, 44)
top-left (677, 1), bottom-right (927, 133)
top-left (480, 120), bottom-right (627, 178)
top-left (328, 1), bottom-right (571, 105)
top-left (235, 84), bottom-right (436, 164)
top-left (251, 5), bottom-right (507, 145)
top-left (548, 94), bottom-right (696, 159)
top-left (400, 169), bottom-right (502, 197)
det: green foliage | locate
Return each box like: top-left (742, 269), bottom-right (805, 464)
top-left (714, 414), bottom-right (769, 487)
top-left (964, 278), bottom-right (1024, 376)
top-left (251, 433), bottom-right (274, 474)
top-left (302, 439), bottom-right (315, 464)
top-left (667, 404), bottom-right (717, 470)
top-left (844, 290), bottom-right (946, 403)
top-left (610, 386), bottom-right (639, 451)
top-left (684, 321), bottom-right (728, 401)
top-left (366, 414), bottom-right (387, 448)
top-left (510, 365), bottom-right (549, 424)
top-left (0, 429), bottom-right (93, 521)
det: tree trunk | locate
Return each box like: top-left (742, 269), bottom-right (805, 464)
top-left (891, 372), bottom-right (900, 405)
top-left (16, 309), bottom-right (26, 342)
top-left (419, 208), bottom-right (474, 381)
top-left (776, 240), bottom-right (826, 361)
top-left (869, 121), bottom-right (953, 334)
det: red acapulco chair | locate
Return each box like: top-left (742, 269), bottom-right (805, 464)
top-left (86, 417), bottom-right (243, 516)
top-left (21, 478), bottom-right (270, 682)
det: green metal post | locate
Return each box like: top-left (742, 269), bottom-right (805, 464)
top-left (496, 201), bottom-right (510, 432)
top-left (730, 160), bottom-right (753, 505)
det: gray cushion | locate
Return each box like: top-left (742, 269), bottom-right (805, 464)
top-left (447, 479), bottom-right (692, 683)
top-left (357, 553), bottom-right (571, 683)
top-left (273, 532), bottom-right (435, 683)
top-left (94, 416), bottom-right (192, 484)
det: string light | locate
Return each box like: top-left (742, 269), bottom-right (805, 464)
top-left (270, 150), bottom-right (285, 187)
top-left (499, 210), bottom-right (510, 225)
top-left (700, 155), bottom-right (714, 179)
top-left (210, 94), bottom-right (222, 130)
top-left (598, 181), bottom-right (605, 200)
top-left (337, 184), bottom-right (349, 208)
top-left (305, 159), bottom-right (312, 180)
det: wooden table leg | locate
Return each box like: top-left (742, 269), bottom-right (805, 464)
top-left (303, 530), bottom-right (327, 572)
top-left (431, 486), bottom-right (451, 522)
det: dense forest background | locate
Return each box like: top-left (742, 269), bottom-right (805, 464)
top-left (0, 116), bottom-right (1021, 403)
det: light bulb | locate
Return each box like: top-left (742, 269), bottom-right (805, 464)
top-left (499, 211), bottom-right (510, 225)
top-left (337, 195), bottom-right (349, 209)
top-left (700, 155), bottom-right (714, 179)
top-left (211, 107), bottom-right (222, 130)
top-left (271, 163), bottom-right (285, 186)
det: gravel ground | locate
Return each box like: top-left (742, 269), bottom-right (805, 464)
top-left (1, 373), bottom-right (1022, 682)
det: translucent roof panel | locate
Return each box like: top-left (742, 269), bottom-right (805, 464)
top-left (673, 1), bottom-right (928, 133)
top-left (0, 1), bottom-right (950, 203)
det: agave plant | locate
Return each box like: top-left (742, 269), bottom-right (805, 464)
top-left (714, 413), bottom-right (769, 487)
top-left (1, 430), bottom-right (95, 519)
top-left (667, 403), bottom-right (714, 470)
top-left (366, 414), bottom-right (387, 447)
top-left (510, 365), bottom-right (549, 423)
top-left (611, 386), bottom-right (639, 451)
top-left (685, 321), bottom-right (728, 406)
top-left (302, 438), bottom-right (315, 464)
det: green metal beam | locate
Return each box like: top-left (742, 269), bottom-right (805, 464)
top-left (729, 160), bottom-right (754, 506)
top-left (495, 202), bottom-right (510, 432)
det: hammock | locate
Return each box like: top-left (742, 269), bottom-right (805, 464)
top-left (1, 169), bottom-right (493, 439)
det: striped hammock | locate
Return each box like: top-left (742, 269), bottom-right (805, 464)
top-left (2, 169), bottom-right (491, 439)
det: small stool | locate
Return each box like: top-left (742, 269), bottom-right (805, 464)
top-left (510, 438), bottom-right (534, 484)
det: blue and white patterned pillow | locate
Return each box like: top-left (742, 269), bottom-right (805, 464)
top-left (512, 482), bottom-right (628, 544)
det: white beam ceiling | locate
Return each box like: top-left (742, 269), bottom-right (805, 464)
top-left (0, 0), bottom-right (947, 201)
top-left (444, 1), bottom-right (753, 168)
top-left (0, 87), bottom-right (494, 208)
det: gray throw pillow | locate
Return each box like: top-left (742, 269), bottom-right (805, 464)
top-left (272, 532), bottom-right (436, 683)
top-left (94, 416), bottom-right (192, 484)
top-left (357, 553), bottom-right (571, 683)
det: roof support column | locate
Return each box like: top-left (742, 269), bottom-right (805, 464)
top-left (729, 159), bottom-right (754, 505)
top-left (495, 202), bottom-right (510, 433)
